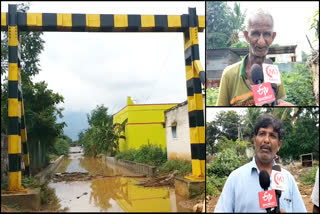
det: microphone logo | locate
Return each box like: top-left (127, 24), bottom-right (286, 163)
top-left (257, 84), bottom-right (269, 96)
top-left (271, 170), bottom-right (286, 191)
top-left (266, 65), bottom-right (279, 78)
top-left (259, 189), bottom-right (278, 209)
top-left (274, 172), bottom-right (284, 186)
top-left (262, 191), bottom-right (273, 202)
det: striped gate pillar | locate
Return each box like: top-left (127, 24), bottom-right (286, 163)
top-left (183, 8), bottom-right (205, 181)
top-left (7, 4), bottom-right (25, 191)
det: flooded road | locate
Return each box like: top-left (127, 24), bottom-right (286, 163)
top-left (49, 146), bottom-right (191, 212)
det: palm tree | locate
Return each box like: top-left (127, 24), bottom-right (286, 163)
top-left (227, 2), bottom-right (247, 45)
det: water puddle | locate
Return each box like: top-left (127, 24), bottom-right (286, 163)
top-left (49, 147), bottom-right (191, 212)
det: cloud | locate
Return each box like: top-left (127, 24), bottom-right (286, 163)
top-left (3, 1), bottom-right (205, 116)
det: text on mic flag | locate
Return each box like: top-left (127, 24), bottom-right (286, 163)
top-left (271, 170), bottom-right (286, 191)
top-left (263, 64), bottom-right (281, 85)
top-left (252, 82), bottom-right (275, 106)
top-left (259, 189), bottom-right (278, 209)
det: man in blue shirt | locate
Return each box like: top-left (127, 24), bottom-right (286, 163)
top-left (214, 114), bottom-right (307, 213)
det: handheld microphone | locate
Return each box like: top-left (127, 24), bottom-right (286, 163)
top-left (272, 165), bottom-right (285, 213)
top-left (271, 83), bottom-right (277, 106)
top-left (252, 64), bottom-right (264, 85)
top-left (251, 64), bottom-right (275, 106)
top-left (264, 59), bottom-right (278, 106)
top-left (259, 170), bottom-right (270, 191)
top-left (259, 170), bottom-right (272, 213)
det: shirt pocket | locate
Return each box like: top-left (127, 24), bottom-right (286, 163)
top-left (280, 192), bottom-right (293, 212)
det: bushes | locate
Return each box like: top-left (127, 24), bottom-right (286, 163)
top-left (115, 144), bottom-right (193, 176)
top-left (22, 176), bottom-right (60, 210)
top-left (300, 167), bottom-right (318, 185)
top-left (206, 174), bottom-right (227, 196)
top-left (206, 87), bottom-right (219, 106)
top-left (281, 63), bottom-right (315, 106)
top-left (207, 147), bottom-right (248, 178)
top-left (206, 139), bottom-right (249, 196)
top-left (52, 138), bottom-right (70, 156)
top-left (159, 160), bottom-right (192, 176)
top-left (115, 144), bottom-right (167, 167)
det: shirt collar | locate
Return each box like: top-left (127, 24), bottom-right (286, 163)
top-left (240, 54), bottom-right (249, 78)
top-left (249, 156), bottom-right (276, 174)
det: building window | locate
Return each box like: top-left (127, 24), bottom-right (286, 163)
top-left (172, 126), bottom-right (177, 138)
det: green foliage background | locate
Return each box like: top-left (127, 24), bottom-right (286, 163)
top-left (280, 63), bottom-right (315, 106)
top-left (1, 3), bottom-right (68, 169)
top-left (115, 144), bottom-right (167, 167)
top-left (78, 105), bottom-right (120, 157)
top-left (206, 2), bottom-right (247, 49)
top-left (206, 138), bottom-right (249, 196)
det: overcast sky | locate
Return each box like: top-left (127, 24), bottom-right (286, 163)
top-left (206, 107), bottom-right (248, 122)
top-left (227, 1), bottom-right (319, 60)
top-left (1, 1), bottom-right (205, 115)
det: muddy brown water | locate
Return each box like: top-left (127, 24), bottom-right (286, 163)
top-left (49, 146), bottom-right (191, 212)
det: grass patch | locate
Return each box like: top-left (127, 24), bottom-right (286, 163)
top-left (206, 174), bottom-right (227, 197)
top-left (40, 182), bottom-right (61, 211)
top-left (48, 154), bottom-right (59, 162)
top-left (300, 167), bottom-right (318, 185)
top-left (115, 144), bottom-right (167, 167)
top-left (159, 160), bottom-right (192, 176)
top-left (2, 176), bottom-right (60, 210)
top-left (1, 177), bottom-right (8, 190)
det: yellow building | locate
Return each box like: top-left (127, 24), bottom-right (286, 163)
top-left (113, 97), bottom-right (177, 152)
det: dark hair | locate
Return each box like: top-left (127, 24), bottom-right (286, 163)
top-left (254, 114), bottom-right (285, 140)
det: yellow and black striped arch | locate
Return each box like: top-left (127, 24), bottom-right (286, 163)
top-left (1, 12), bottom-right (205, 32)
top-left (183, 8), bottom-right (205, 180)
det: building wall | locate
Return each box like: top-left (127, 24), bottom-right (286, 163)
top-left (113, 98), bottom-right (177, 152)
top-left (165, 97), bottom-right (205, 162)
top-left (206, 49), bottom-right (241, 88)
top-left (165, 103), bottom-right (191, 161)
top-left (125, 123), bottom-right (166, 151)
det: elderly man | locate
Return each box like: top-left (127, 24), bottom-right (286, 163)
top-left (216, 9), bottom-right (294, 106)
top-left (214, 114), bottom-right (306, 212)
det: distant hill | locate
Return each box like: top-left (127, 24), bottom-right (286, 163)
top-left (57, 111), bottom-right (89, 141)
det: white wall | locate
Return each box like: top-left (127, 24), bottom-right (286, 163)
top-left (165, 97), bottom-right (205, 162)
top-left (165, 103), bottom-right (191, 161)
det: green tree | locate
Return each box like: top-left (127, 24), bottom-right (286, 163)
top-left (242, 108), bottom-right (264, 143)
top-left (206, 2), bottom-right (246, 49)
top-left (1, 3), bottom-right (66, 168)
top-left (81, 105), bottom-right (119, 157)
top-left (87, 105), bottom-right (113, 127)
top-left (215, 110), bottom-right (243, 141)
top-left (277, 108), bottom-right (319, 160)
top-left (230, 41), bottom-right (249, 48)
top-left (206, 1), bottom-right (233, 49)
top-left (227, 2), bottom-right (247, 45)
top-left (206, 120), bottom-right (220, 155)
